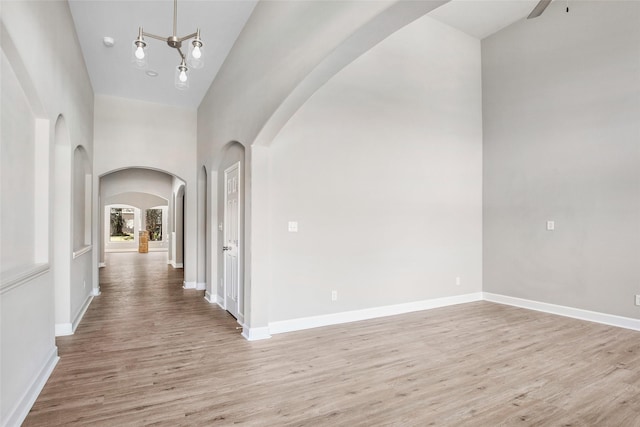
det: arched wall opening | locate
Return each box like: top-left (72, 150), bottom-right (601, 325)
top-left (98, 167), bottom-right (185, 272)
top-left (174, 183), bottom-right (186, 271)
top-left (210, 141), bottom-right (247, 324)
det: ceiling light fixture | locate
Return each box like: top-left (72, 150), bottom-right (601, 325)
top-left (103, 36), bottom-right (115, 47)
top-left (132, 0), bottom-right (203, 90)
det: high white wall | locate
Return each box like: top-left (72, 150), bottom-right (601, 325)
top-left (1, 49), bottom-right (37, 271)
top-left (268, 15), bottom-right (482, 322)
top-left (197, 0), bottom-right (448, 334)
top-left (482, 1), bottom-right (640, 318)
top-left (0, 1), bottom-right (94, 425)
top-left (93, 95), bottom-right (197, 281)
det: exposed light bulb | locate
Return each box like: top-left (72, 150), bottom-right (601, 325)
top-left (192, 45), bottom-right (201, 59)
top-left (179, 69), bottom-right (187, 82)
top-left (135, 45), bottom-right (145, 60)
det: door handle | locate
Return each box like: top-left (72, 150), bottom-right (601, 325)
top-left (223, 246), bottom-right (231, 251)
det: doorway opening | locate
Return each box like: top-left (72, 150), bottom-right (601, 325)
top-left (98, 168), bottom-right (185, 276)
top-left (215, 142), bottom-right (246, 324)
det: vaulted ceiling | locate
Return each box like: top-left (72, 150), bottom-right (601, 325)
top-left (68, 0), bottom-right (257, 109)
top-left (69, 0), bottom-right (539, 110)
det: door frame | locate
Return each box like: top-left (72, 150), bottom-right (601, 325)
top-left (223, 161), bottom-right (242, 323)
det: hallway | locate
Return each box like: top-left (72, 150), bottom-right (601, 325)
top-left (23, 252), bottom-right (640, 426)
top-left (24, 252), bottom-right (242, 425)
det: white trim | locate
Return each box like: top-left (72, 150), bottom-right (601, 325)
top-left (105, 248), bottom-right (138, 253)
top-left (92, 287), bottom-right (101, 296)
top-left (72, 293), bottom-right (93, 331)
top-left (204, 291), bottom-right (216, 303)
top-left (55, 293), bottom-right (94, 337)
top-left (216, 294), bottom-right (225, 309)
top-left (270, 293), bottom-right (483, 335)
top-left (196, 282), bottom-right (206, 291)
top-left (55, 323), bottom-right (73, 336)
top-left (223, 161), bottom-right (243, 322)
top-left (242, 326), bottom-right (271, 341)
top-left (183, 281), bottom-right (196, 289)
top-left (98, 262), bottom-right (106, 268)
top-left (72, 245), bottom-right (92, 259)
top-left (172, 262), bottom-right (184, 268)
top-left (483, 292), bottom-right (640, 332)
top-left (167, 259), bottom-right (174, 265)
top-left (0, 263), bottom-right (49, 295)
top-left (3, 347), bottom-right (59, 427)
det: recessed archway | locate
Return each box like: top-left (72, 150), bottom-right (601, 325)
top-left (211, 142), bottom-right (246, 324)
top-left (98, 168), bottom-right (185, 274)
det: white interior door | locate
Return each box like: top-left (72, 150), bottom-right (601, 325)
top-left (223, 163), bottom-right (241, 320)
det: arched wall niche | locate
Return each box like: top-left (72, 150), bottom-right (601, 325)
top-left (72, 145), bottom-right (92, 253)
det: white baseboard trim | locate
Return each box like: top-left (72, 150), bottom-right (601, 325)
top-left (4, 346), bottom-right (59, 427)
top-left (172, 262), bottom-right (184, 269)
top-left (483, 292), bottom-right (640, 332)
top-left (195, 282), bottom-right (206, 291)
top-left (55, 293), bottom-right (94, 337)
top-left (72, 293), bottom-right (94, 332)
top-left (92, 287), bottom-right (101, 296)
top-left (55, 322), bottom-right (73, 336)
top-left (216, 295), bottom-right (225, 309)
top-left (204, 291), bottom-right (215, 303)
top-left (242, 326), bottom-right (272, 341)
top-left (98, 262), bottom-right (106, 268)
top-left (269, 292), bottom-right (483, 335)
top-left (183, 281), bottom-right (196, 289)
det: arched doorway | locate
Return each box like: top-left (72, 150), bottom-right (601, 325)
top-left (97, 168), bottom-right (184, 271)
top-left (214, 142), bottom-right (246, 324)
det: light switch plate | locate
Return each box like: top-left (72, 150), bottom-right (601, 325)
top-left (546, 220), bottom-right (555, 231)
top-left (288, 221), bottom-right (298, 232)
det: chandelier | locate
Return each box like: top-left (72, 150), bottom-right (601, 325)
top-left (132, 0), bottom-right (203, 90)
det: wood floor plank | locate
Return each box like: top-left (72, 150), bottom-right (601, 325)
top-left (23, 251), bottom-right (640, 426)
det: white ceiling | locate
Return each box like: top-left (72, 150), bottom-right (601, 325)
top-left (68, 0), bottom-right (257, 109)
top-left (68, 0), bottom-right (539, 110)
top-left (429, 0), bottom-right (540, 40)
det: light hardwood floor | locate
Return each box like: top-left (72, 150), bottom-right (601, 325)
top-left (24, 252), bottom-right (640, 426)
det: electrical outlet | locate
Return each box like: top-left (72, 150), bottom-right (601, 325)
top-left (331, 290), bottom-right (338, 301)
top-left (455, 277), bottom-right (461, 286)
top-left (635, 295), bottom-right (640, 306)
top-left (546, 220), bottom-right (555, 231)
